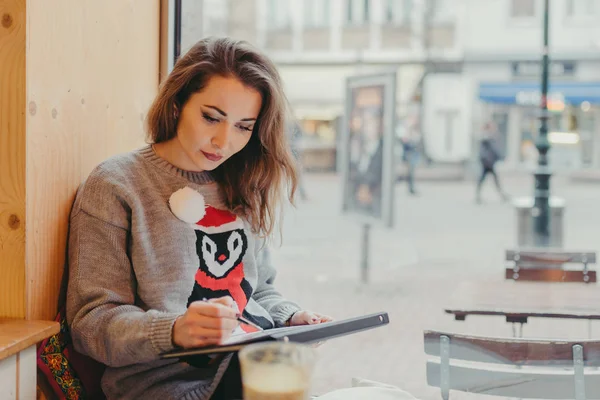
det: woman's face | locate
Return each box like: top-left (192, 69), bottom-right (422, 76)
top-left (173, 75), bottom-right (262, 171)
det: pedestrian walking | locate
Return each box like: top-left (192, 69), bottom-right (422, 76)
top-left (476, 122), bottom-right (509, 203)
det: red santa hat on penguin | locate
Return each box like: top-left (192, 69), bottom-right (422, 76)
top-left (169, 187), bottom-right (244, 234)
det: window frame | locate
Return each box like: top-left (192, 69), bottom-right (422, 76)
top-left (384, 0), bottom-right (412, 26)
top-left (346, 0), bottom-right (371, 26)
top-left (429, 0), bottom-right (454, 25)
top-left (160, 0), bottom-right (178, 80)
top-left (507, 0), bottom-right (538, 28)
top-left (565, 0), bottom-right (596, 24)
top-left (266, 0), bottom-right (292, 31)
top-left (509, 0), bottom-right (536, 19)
top-left (304, 0), bottom-right (331, 29)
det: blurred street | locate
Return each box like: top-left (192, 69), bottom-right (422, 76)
top-left (271, 172), bottom-right (600, 399)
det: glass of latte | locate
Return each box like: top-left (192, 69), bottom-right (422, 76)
top-left (239, 342), bottom-right (317, 400)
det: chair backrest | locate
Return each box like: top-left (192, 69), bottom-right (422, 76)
top-left (505, 248), bottom-right (597, 283)
top-left (424, 330), bottom-right (600, 400)
top-left (505, 249), bottom-right (596, 265)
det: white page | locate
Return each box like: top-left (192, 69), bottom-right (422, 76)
top-left (220, 324), bottom-right (324, 345)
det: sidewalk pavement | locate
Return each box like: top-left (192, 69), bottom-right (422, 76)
top-left (396, 162), bottom-right (467, 182)
top-left (269, 172), bottom-right (600, 399)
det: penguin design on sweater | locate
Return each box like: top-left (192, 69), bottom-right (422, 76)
top-left (169, 187), bottom-right (262, 331)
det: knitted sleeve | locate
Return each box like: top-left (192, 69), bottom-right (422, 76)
top-left (66, 175), bottom-right (179, 368)
top-left (251, 239), bottom-right (301, 327)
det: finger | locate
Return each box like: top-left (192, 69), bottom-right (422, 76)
top-left (293, 312), bottom-right (312, 325)
top-left (319, 316), bottom-right (333, 323)
top-left (188, 301), bottom-right (238, 319)
top-left (186, 336), bottom-right (222, 349)
top-left (301, 312), bottom-right (324, 325)
top-left (191, 315), bottom-right (239, 331)
top-left (308, 313), bottom-right (321, 324)
top-left (208, 296), bottom-right (235, 308)
top-left (208, 296), bottom-right (240, 314)
top-left (190, 326), bottom-right (235, 340)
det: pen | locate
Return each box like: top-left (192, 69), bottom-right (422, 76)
top-left (236, 315), bottom-right (264, 332)
top-left (201, 298), bottom-right (264, 331)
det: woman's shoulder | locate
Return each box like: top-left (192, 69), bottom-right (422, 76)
top-left (72, 147), bottom-right (151, 227)
top-left (87, 146), bottom-right (150, 184)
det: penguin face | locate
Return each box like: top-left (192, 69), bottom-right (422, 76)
top-left (196, 229), bottom-right (248, 278)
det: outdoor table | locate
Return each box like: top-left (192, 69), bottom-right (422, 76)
top-left (445, 281), bottom-right (600, 336)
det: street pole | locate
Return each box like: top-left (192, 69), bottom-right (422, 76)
top-left (360, 223), bottom-right (371, 284)
top-left (417, 0), bottom-right (433, 164)
top-left (533, 0), bottom-right (551, 247)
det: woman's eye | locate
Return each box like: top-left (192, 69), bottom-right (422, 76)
top-left (202, 113), bottom-right (219, 124)
top-left (237, 125), bottom-right (253, 132)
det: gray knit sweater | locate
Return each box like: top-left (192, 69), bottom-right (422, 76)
top-left (66, 145), bottom-right (301, 400)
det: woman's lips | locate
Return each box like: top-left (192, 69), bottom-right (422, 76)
top-left (201, 151), bottom-right (223, 162)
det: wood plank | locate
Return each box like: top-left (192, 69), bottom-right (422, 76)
top-left (427, 361), bottom-right (600, 399)
top-left (505, 267), bottom-right (596, 283)
top-left (505, 268), bottom-right (597, 283)
top-left (18, 346), bottom-right (36, 400)
top-left (445, 281), bottom-right (600, 321)
top-left (159, 0), bottom-right (174, 83)
top-left (25, 0), bottom-right (159, 321)
top-left (0, 0), bottom-right (27, 319)
top-left (0, 354), bottom-right (17, 399)
top-left (424, 331), bottom-right (600, 366)
top-left (0, 319), bottom-right (59, 361)
top-left (506, 248), bottom-right (596, 263)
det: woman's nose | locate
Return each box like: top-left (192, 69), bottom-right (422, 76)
top-left (212, 125), bottom-right (230, 149)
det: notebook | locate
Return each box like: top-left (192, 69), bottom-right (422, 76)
top-left (160, 311), bottom-right (389, 359)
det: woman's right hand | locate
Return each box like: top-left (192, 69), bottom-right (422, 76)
top-left (172, 296), bottom-right (239, 349)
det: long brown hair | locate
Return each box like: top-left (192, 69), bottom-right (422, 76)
top-left (146, 37), bottom-right (298, 237)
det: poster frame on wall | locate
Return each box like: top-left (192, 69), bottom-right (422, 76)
top-left (340, 72), bottom-right (397, 228)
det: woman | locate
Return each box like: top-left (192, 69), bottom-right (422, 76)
top-left (66, 37), bottom-right (331, 400)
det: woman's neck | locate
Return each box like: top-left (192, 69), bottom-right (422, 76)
top-left (152, 139), bottom-right (204, 173)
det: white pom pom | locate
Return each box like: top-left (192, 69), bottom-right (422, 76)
top-left (169, 187), bottom-right (206, 223)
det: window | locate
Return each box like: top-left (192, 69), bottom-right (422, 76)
top-left (346, 0), bottom-right (370, 25)
top-left (267, 0), bottom-right (291, 30)
top-left (567, 0), bottom-right (596, 16)
top-left (510, 0), bottom-right (535, 18)
top-left (192, 0), bottom-right (228, 37)
top-left (304, 0), bottom-right (330, 28)
top-left (429, 0), bottom-right (454, 23)
top-left (385, 0), bottom-right (411, 25)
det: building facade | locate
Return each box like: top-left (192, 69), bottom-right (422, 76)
top-left (461, 0), bottom-right (600, 171)
top-left (183, 0), bottom-right (600, 173)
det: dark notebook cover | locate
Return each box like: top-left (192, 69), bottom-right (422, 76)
top-left (161, 311), bottom-right (389, 359)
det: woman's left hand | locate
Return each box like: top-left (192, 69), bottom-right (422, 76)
top-left (288, 311), bottom-right (333, 326)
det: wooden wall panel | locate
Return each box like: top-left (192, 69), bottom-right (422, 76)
top-left (0, 0), bottom-right (27, 319)
top-left (25, 0), bottom-right (160, 320)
